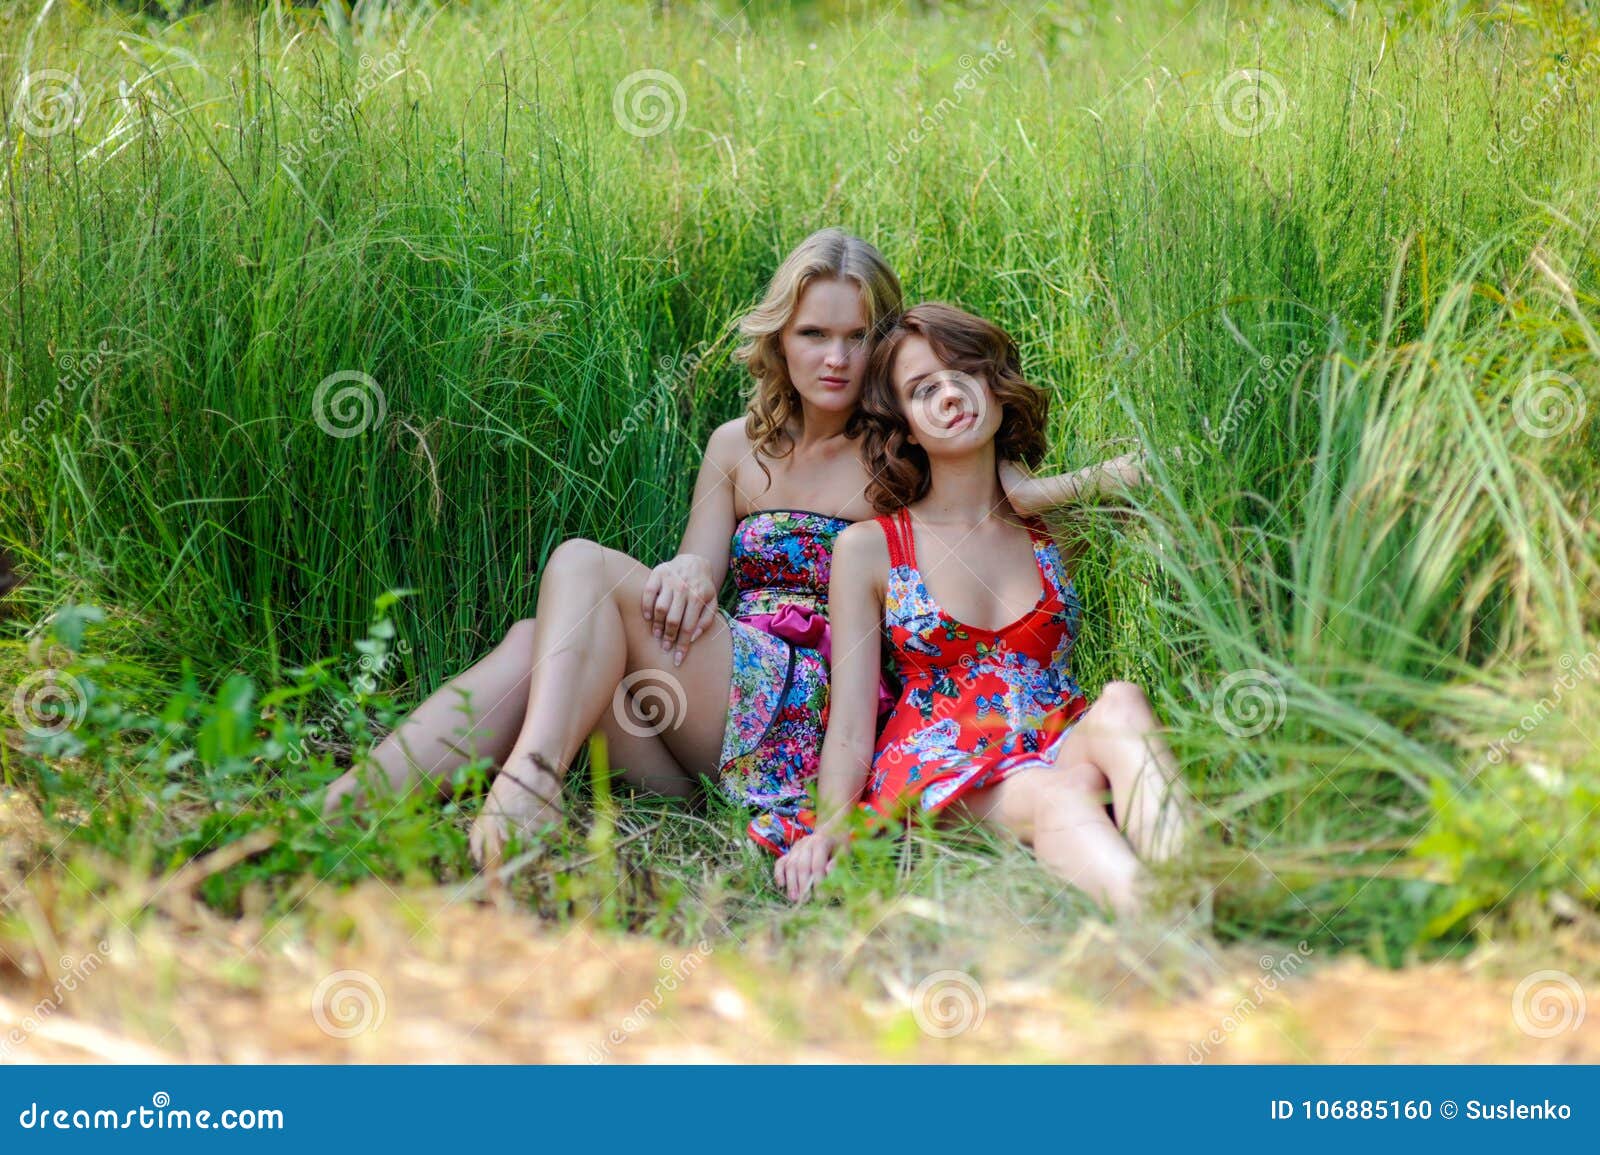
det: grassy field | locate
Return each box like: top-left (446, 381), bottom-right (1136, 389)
top-left (3, 0), bottom-right (1600, 1057)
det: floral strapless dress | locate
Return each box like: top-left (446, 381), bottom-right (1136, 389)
top-left (715, 509), bottom-right (892, 855)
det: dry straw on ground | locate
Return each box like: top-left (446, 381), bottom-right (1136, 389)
top-left (4, 789), bottom-right (1597, 1063)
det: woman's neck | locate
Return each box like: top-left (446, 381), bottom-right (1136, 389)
top-left (790, 397), bottom-right (853, 450)
top-left (919, 445), bottom-right (1007, 527)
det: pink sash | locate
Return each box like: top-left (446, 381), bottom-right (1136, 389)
top-left (738, 603), bottom-right (895, 716)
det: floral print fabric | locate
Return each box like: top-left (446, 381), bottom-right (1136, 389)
top-left (713, 510), bottom-right (851, 851)
top-left (866, 506), bottom-right (1090, 819)
top-left (754, 506), bottom-right (1091, 857)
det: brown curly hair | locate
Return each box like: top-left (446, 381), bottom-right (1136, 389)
top-left (733, 228), bottom-right (903, 469)
top-left (862, 303), bottom-right (1049, 513)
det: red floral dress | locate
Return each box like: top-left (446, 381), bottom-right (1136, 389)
top-left (864, 506), bottom-right (1090, 820)
top-left (762, 506), bottom-right (1091, 854)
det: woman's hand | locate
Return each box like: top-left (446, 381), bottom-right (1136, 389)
top-left (774, 831), bottom-right (844, 902)
top-left (640, 553), bottom-right (719, 666)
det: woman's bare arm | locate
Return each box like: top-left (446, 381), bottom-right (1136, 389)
top-left (641, 418), bottom-right (745, 660)
top-left (1000, 447), bottom-right (1179, 516)
top-left (774, 520), bottom-right (886, 901)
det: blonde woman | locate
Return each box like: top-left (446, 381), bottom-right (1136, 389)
top-left (323, 228), bottom-right (904, 869)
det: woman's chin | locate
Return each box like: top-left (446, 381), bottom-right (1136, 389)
top-left (796, 385), bottom-right (861, 412)
top-left (917, 426), bottom-right (992, 457)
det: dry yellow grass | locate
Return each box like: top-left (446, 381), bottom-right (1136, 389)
top-left (5, 788), bottom-right (1598, 1064)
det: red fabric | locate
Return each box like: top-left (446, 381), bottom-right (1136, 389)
top-left (863, 506), bottom-right (1090, 822)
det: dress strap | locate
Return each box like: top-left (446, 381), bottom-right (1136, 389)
top-left (875, 512), bottom-right (911, 569)
top-left (1023, 516), bottom-right (1070, 604)
top-left (897, 507), bottom-right (920, 569)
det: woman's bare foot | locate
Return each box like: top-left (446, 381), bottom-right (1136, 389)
top-left (323, 757), bottom-right (405, 822)
top-left (468, 751), bottom-right (565, 870)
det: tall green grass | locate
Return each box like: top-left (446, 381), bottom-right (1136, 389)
top-left (3, 0), bottom-right (1598, 965)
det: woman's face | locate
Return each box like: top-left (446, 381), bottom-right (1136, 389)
top-left (780, 277), bottom-right (871, 418)
top-left (891, 333), bottom-right (1001, 455)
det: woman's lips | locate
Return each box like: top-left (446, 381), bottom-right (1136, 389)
top-left (820, 376), bottom-right (851, 390)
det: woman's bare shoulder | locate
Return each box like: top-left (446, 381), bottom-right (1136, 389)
top-left (834, 518), bottom-right (891, 574)
top-left (705, 416), bottom-right (752, 465)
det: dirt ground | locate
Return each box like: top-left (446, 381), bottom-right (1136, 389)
top-left (3, 789), bottom-right (1599, 1064)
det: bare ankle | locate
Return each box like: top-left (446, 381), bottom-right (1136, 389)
top-left (494, 751), bottom-right (564, 809)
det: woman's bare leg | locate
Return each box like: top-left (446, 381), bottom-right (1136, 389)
top-left (322, 616), bottom-right (696, 820)
top-left (948, 762), bottom-right (1149, 921)
top-left (469, 539), bottom-right (734, 866)
top-left (1042, 682), bottom-right (1195, 863)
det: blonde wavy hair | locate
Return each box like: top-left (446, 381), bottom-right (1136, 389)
top-left (733, 228), bottom-right (904, 467)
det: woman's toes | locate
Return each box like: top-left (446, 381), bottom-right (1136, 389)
top-left (469, 813), bottom-right (505, 871)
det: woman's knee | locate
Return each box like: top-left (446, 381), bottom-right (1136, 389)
top-left (503, 617), bottom-right (538, 651)
top-left (546, 537), bottom-right (607, 578)
top-left (1089, 680), bottom-right (1155, 732)
top-left (983, 773), bottom-right (1092, 843)
top-left (1028, 777), bottom-right (1110, 836)
top-left (544, 539), bottom-right (640, 606)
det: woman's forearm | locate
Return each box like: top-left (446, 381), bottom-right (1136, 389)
top-left (812, 732), bottom-right (873, 833)
top-left (1021, 450), bottom-right (1149, 510)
